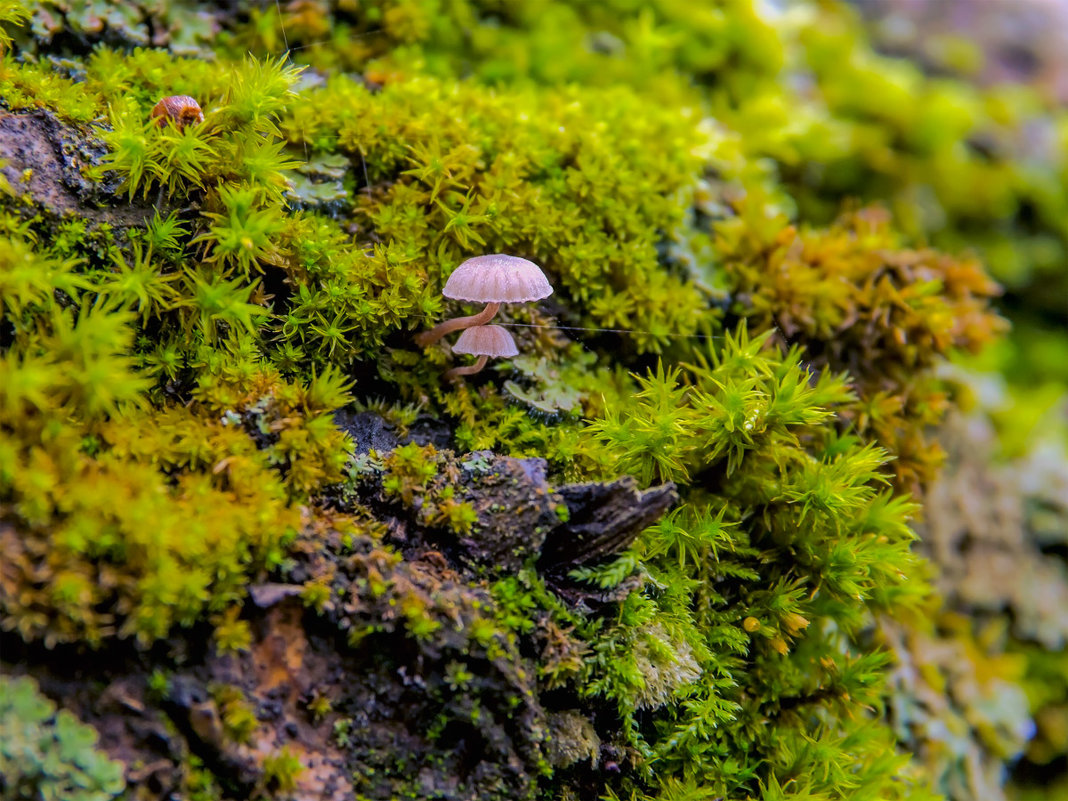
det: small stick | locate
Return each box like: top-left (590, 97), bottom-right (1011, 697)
top-left (415, 302), bottom-right (500, 347)
top-left (443, 355), bottom-right (487, 382)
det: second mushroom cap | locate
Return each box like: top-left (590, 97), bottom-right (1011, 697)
top-left (452, 325), bottom-right (519, 358)
top-left (443, 254), bottom-right (553, 304)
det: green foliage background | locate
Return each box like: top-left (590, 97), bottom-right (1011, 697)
top-left (1, 0), bottom-right (1065, 799)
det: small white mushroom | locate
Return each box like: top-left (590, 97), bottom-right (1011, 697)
top-left (443, 324), bottom-right (519, 382)
top-left (415, 254), bottom-right (552, 347)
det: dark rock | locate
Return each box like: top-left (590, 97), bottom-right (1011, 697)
top-left (0, 109), bottom-right (161, 226)
top-left (541, 477), bottom-right (678, 568)
top-left (404, 414), bottom-right (454, 449)
top-left (454, 454), bottom-right (562, 572)
top-left (334, 410), bottom-right (400, 455)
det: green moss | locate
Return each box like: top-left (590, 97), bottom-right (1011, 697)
top-left (381, 442), bottom-right (438, 503)
top-left (715, 204), bottom-right (1006, 491)
top-left (0, 2), bottom-right (29, 57)
top-left (211, 606), bottom-right (252, 656)
top-left (259, 745), bottom-right (303, 795)
top-left (1, 1), bottom-right (1059, 800)
top-left (0, 216), bottom-right (354, 645)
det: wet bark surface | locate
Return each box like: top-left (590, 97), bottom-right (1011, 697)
top-left (0, 110), bottom-right (160, 228)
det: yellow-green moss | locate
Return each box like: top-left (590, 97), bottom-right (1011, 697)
top-left (1, 2), bottom-right (1061, 800)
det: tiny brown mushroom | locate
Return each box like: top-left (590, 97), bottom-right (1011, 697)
top-left (415, 254), bottom-right (552, 347)
top-left (443, 324), bottom-right (519, 382)
top-left (150, 96), bottom-right (205, 128)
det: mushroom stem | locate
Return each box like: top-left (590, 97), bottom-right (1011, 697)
top-left (415, 302), bottom-right (501, 347)
top-left (444, 355), bottom-right (488, 382)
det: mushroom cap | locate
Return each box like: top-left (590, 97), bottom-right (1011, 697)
top-left (452, 325), bottom-right (519, 358)
top-left (150, 96), bottom-right (204, 127)
top-left (442, 254), bottom-right (553, 303)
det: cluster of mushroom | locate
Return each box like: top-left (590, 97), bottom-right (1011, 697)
top-left (416, 254), bottom-right (553, 381)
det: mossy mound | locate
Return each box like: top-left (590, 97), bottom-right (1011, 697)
top-left (1, 1), bottom-right (1064, 800)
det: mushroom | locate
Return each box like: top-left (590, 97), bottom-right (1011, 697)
top-left (443, 325), bottom-right (519, 381)
top-left (150, 96), bottom-right (205, 128)
top-left (415, 254), bottom-right (552, 347)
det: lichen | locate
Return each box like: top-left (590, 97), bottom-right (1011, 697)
top-left (0, 675), bottom-right (126, 801)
